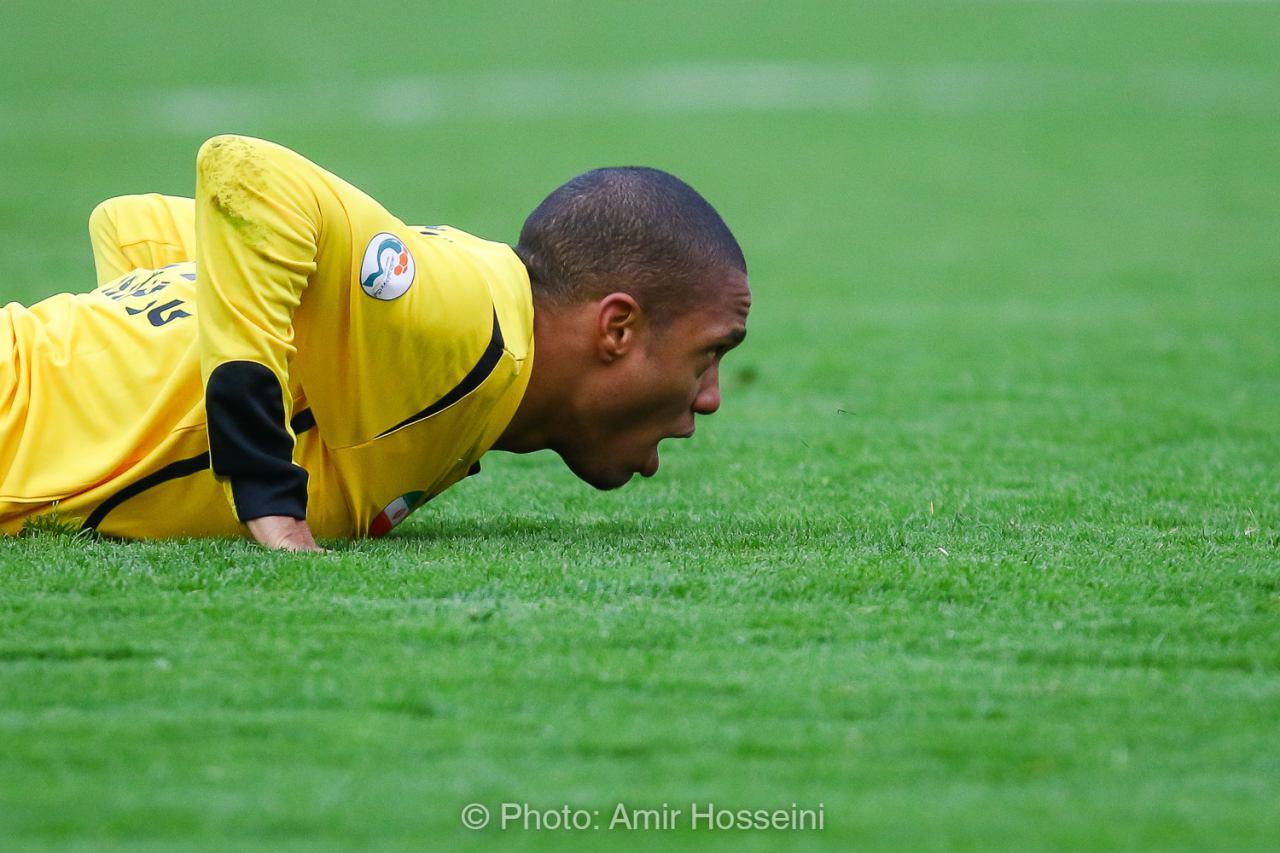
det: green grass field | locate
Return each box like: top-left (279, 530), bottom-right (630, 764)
top-left (2, 1), bottom-right (1279, 849)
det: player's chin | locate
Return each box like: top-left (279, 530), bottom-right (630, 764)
top-left (579, 467), bottom-right (634, 491)
top-left (562, 455), bottom-right (637, 491)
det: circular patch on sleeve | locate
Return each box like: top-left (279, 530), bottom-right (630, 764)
top-left (359, 233), bottom-right (416, 300)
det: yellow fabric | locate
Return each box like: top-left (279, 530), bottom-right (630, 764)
top-left (1, 135), bottom-right (534, 539)
top-left (89, 193), bottom-right (196, 285)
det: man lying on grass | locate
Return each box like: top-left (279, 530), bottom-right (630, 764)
top-left (0, 135), bottom-right (750, 550)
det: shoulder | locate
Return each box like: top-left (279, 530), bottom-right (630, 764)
top-left (405, 226), bottom-right (533, 362)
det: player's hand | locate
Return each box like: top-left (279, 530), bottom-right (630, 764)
top-left (245, 515), bottom-right (326, 552)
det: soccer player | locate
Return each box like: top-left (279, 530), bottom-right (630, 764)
top-left (0, 135), bottom-right (750, 550)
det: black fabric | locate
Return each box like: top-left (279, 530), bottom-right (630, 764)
top-left (290, 407), bottom-right (316, 434)
top-left (206, 361), bottom-right (309, 521)
top-left (82, 452), bottom-right (211, 531)
top-left (376, 310), bottom-right (506, 438)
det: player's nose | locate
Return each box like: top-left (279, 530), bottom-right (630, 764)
top-left (693, 369), bottom-right (721, 415)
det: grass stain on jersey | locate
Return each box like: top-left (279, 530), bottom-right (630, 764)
top-left (199, 136), bottom-right (267, 246)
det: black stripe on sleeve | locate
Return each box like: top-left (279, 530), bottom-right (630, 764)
top-left (376, 310), bottom-right (506, 439)
top-left (81, 452), bottom-right (211, 532)
top-left (205, 361), bottom-right (309, 521)
top-left (79, 413), bottom-right (316, 533)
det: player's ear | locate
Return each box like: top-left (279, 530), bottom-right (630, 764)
top-left (595, 292), bottom-right (644, 362)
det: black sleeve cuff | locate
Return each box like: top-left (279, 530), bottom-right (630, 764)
top-left (229, 474), bottom-right (308, 521)
top-left (206, 360), bottom-right (309, 522)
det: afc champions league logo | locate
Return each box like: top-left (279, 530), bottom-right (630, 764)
top-left (359, 232), bottom-right (415, 300)
top-left (369, 491), bottom-right (429, 538)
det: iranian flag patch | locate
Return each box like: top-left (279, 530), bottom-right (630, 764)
top-left (369, 491), bottom-right (428, 538)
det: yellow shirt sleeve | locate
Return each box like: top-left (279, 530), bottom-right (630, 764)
top-left (194, 134), bottom-right (333, 522)
top-left (88, 194), bottom-right (196, 285)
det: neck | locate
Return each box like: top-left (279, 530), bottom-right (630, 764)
top-left (493, 300), bottom-right (578, 453)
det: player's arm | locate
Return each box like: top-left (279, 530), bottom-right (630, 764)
top-left (193, 135), bottom-right (333, 549)
top-left (88, 193), bottom-right (196, 284)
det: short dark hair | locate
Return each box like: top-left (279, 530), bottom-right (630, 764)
top-left (514, 167), bottom-right (746, 323)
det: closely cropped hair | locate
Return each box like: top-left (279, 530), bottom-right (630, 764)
top-left (514, 167), bottom-right (746, 323)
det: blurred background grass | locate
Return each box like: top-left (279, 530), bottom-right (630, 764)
top-left (2, 1), bottom-right (1279, 849)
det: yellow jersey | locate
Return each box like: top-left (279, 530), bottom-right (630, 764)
top-left (1, 135), bottom-right (534, 540)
